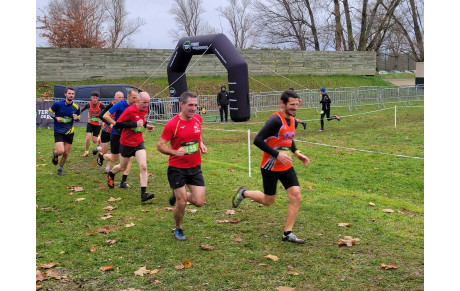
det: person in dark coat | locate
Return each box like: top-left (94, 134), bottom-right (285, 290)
top-left (319, 87), bottom-right (340, 131)
top-left (217, 85), bottom-right (229, 122)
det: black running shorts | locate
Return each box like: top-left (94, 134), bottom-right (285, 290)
top-left (167, 165), bottom-right (205, 189)
top-left (54, 131), bottom-right (74, 144)
top-left (261, 167), bottom-right (299, 196)
top-left (110, 134), bottom-right (121, 154)
top-left (120, 141), bottom-right (145, 158)
top-left (86, 123), bottom-right (101, 136)
top-left (101, 131), bottom-right (111, 143)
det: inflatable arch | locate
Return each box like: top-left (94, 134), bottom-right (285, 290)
top-left (167, 33), bottom-right (250, 122)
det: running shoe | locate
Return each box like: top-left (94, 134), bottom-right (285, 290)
top-left (174, 228), bottom-right (186, 241)
top-left (141, 192), bottom-right (155, 202)
top-left (319, 129), bottom-right (324, 132)
top-left (120, 182), bottom-right (132, 189)
top-left (81, 152), bottom-right (89, 157)
top-left (57, 167), bottom-right (63, 176)
top-left (52, 152), bottom-right (58, 165)
top-left (107, 172), bottom-right (115, 189)
top-left (169, 190), bottom-right (176, 206)
top-left (92, 145), bottom-right (101, 155)
top-left (282, 232), bottom-right (305, 244)
top-left (97, 153), bottom-right (104, 166)
top-left (104, 166), bottom-right (110, 174)
top-left (335, 114), bottom-right (341, 121)
top-left (232, 186), bottom-right (246, 208)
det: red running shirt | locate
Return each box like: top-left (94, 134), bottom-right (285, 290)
top-left (88, 102), bottom-right (102, 125)
top-left (161, 114), bottom-right (202, 168)
top-left (117, 104), bottom-right (148, 147)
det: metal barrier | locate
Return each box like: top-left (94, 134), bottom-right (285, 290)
top-left (50, 85), bottom-right (424, 123)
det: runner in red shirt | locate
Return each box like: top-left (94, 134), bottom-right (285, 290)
top-left (107, 91), bottom-right (155, 203)
top-left (232, 89), bottom-right (310, 244)
top-left (157, 92), bottom-right (207, 241)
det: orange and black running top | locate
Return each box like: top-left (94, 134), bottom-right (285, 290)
top-left (257, 111), bottom-right (298, 171)
top-left (81, 101), bottom-right (105, 126)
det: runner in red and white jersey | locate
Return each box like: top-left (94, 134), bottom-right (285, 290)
top-left (157, 92), bottom-right (207, 241)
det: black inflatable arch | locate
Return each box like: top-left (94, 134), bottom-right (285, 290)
top-left (167, 33), bottom-right (250, 122)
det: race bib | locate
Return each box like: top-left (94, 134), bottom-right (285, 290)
top-left (90, 116), bottom-right (99, 122)
top-left (277, 146), bottom-right (291, 153)
top-left (61, 117), bottom-right (73, 123)
top-left (181, 140), bottom-right (198, 155)
top-left (131, 126), bottom-right (145, 133)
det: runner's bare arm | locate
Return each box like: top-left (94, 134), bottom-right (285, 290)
top-left (156, 138), bottom-right (186, 157)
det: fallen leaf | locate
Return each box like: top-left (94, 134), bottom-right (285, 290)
top-left (338, 223), bottom-right (351, 227)
top-left (87, 230), bottom-right (97, 236)
top-left (258, 263), bottom-right (267, 266)
top-left (369, 202), bottom-right (376, 207)
top-left (125, 223), bottom-right (135, 228)
top-left (45, 269), bottom-right (63, 280)
top-left (89, 246), bottom-right (97, 253)
top-left (150, 268), bottom-right (160, 275)
top-left (383, 209), bottom-right (394, 213)
top-left (59, 251), bottom-right (65, 254)
top-left (99, 264), bottom-right (113, 271)
top-left (183, 259), bottom-right (192, 268)
top-left (336, 236), bottom-right (360, 247)
top-left (37, 185), bottom-right (44, 188)
top-left (101, 214), bottom-right (112, 220)
top-left (67, 186), bottom-right (84, 192)
top-left (97, 226), bottom-right (111, 234)
top-left (165, 207), bottom-right (174, 211)
top-left (75, 198), bottom-right (86, 202)
top-left (36, 164), bottom-right (47, 167)
top-left (234, 237), bottom-right (243, 242)
top-left (381, 263), bottom-right (398, 270)
top-left (36, 284), bottom-right (43, 290)
top-left (228, 168), bottom-right (235, 172)
top-left (277, 287), bottom-right (295, 291)
top-left (134, 266), bottom-right (150, 277)
top-left (36, 270), bottom-right (47, 282)
top-left (108, 197), bottom-right (122, 202)
top-left (264, 254), bottom-right (279, 262)
top-left (175, 264), bottom-right (185, 270)
top-left (147, 172), bottom-right (154, 177)
top-left (152, 280), bottom-right (162, 285)
top-left (200, 244), bottom-right (214, 250)
top-left (66, 192), bottom-right (74, 196)
top-left (99, 186), bottom-right (106, 190)
top-left (288, 271), bottom-right (299, 276)
top-left (141, 209), bottom-right (149, 212)
top-left (225, 209), bottom-right (236, 215)
top-left (351, 193), bottom-right (358, 197)
top-left (187, 208), bottom-right (197, 213)
top-left (104, 206), bottom-right (116, 211)
top-left (39, 262), bottom-right (58, 269)
top-left (105, 238), bottom-right (119, 245)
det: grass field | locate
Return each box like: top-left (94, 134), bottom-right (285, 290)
top-left (36, 102), bottom-right (424, 290)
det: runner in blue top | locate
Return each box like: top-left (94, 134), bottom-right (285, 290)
top-left (49, 87), bottom-right (81, 176)
top-left (98, 88), bottom-right (138, 188)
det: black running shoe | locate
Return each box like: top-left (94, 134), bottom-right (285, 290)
top-left (108, 172), bottom-right (115, 189)
top-left (52, 152), bottom-right (58, 165)
top-left (92, 145), bottom-right (100, 155)
top-left (141, 192), bottom-right (155, 202)
top-left (169, 190), bottom-right (176, 206)
top-left (97, 153), bottom-right (104, 166)
top-left (120, 182), bottom-right (132, 189)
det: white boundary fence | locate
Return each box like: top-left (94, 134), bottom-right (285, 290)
top-left (51, 85), bottom-right (424, 123)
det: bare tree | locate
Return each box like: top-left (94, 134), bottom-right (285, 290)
top-left (37, 0), bottom-right (106, 48)
top-left (169, 0), bottom-right (216, 40)
top-left (218, 0), bottom-right (257, 49)
top-left (104, 0), bottom-right (146, 48)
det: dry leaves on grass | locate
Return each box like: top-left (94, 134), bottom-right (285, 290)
top-left (97, 226), bottom-right (111, 234)
top-left (277, 287), bottom-right (295, 291)
top-left (200, 244), bottom-right (214, 250)
top-left (264, 254), bottom-right (279, 262)
top-left (75, 198), bottom-right (86, 202)
top-left (383, 209), bottom-right (395, 213)
top-left (215, 218), bottom-right (241, 224)
top-left (99, 264), bottom-right (114, 272)
top-left (225, 209), bottom-right (236, 215)
top-left (67, 186), bottom-right (84, 192)
top-left (106, 238), bottom-right (119, 245)
top-left (336, 236), bottom-right (360, 247)
top-left (99, 186), bottom-right (106, 190)
top-left (39, 262), bottom-right (58, 269)
top-left (187, 208), bottom-right (197, 213)
top-left (152, 280), bottom-right (162, 285)
top-left (338, 223), bottom-right (351, 227)
top-left (175, 260), bottom-right (192, 270)
top-left (104, 206), bottom-right (116, 211)
top-left (381, 263), bottom-right (398, 270)
top-left (165, 207), bottom-right (174, 211)
top-left (89, 246), bottom-right (97, 253)
top-left (36, 164), bottom-right (47, 167)
top-left (369, 202), bottom-right (376, 207)
top-left (125, 223), bottom-right (135, 228)
top-left (108, 197), bottom-right (122, 202)
top-left (234, 237), bottom-right (243, 242)
top-left (36, 269), bottom-right (66, 282)
top-left (101, 214), bottom-right (112, 220)
top-left (134, 266), bottom-right (161, 276)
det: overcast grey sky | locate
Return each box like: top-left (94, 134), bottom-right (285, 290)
top-left (35, 0), bottom-right (233, 49)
